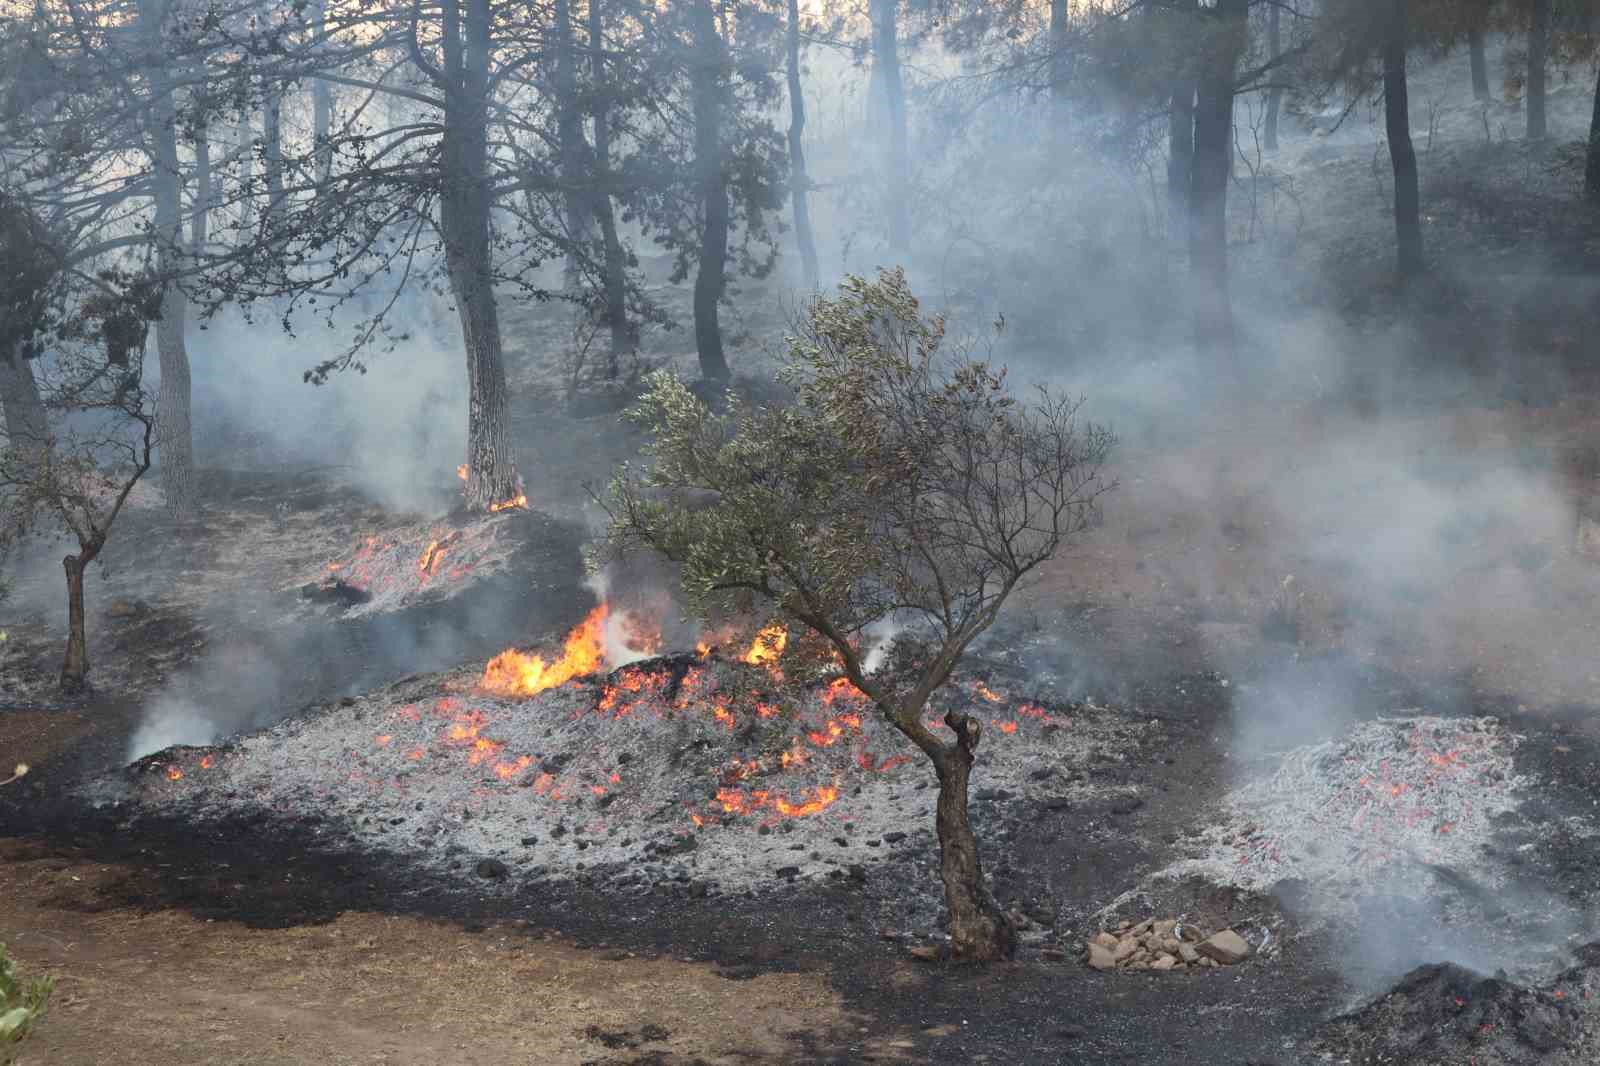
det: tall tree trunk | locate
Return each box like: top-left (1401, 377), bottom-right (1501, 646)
top-left (1469, 29), bottom-right (1490, 102)
top-left (689, 0), bottom-right (731, 383)
top-left (1588, 63), bottom-right (1600, 203)
top-left (554, 0), bottom-right (592, 290)
top-left (1049, 0), bottom-right (1069, 126)
top-left (786, 0), bottom-right (820, 291)
top-left (1188, 0), bottom-right (1246, 358)
top-left (931, 713), bottom-right (1016, 961)
top-left (1385, 1), bottom-right (1424, 277)
top-left (264, 88), bottom-right (285, 232)
top-left (0, 347), bottom-right (47, 455)
top-left (1528, 0), bottom-right (1550, 140)
top-left (1263, 1), bottom-right (1281, 151)
top-left (588, 0), bottom-right (631, 372)
top-left (145, 0), bottom-right (196, 521)
top-left (311, 0), bottom-right (333, 186)
top-left (438, 0), bottom-right (522, 510)
top-left (192, 118), bottom-right (210, 254)
top-left (1167, 0), bottom-right (1197, 249)
top-left (869, 0), bottom-right (910, 252)
top-left (60, 551), bottom-right (91, 690)
top-left (237, 113), bottom-right (255, 230)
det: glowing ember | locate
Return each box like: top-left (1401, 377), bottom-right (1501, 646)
top-left (972, 681), bottom-right (1005, 703)
top-left (199, 755), bottom-right (215, 769)
top-left (456, 464), bottom-right (468, 481)
top-left (375, 735), bottom-right (393, 747)
top-left (166, 767), bottom-right (183, 781)
top-left (481, 604), bottom-right (608, 696)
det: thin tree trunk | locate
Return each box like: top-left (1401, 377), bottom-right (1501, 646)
top-left (439, 0), bottom-right (521, 510)
top-left (689, 0), bottom-right (731, 383)
top-left (1049, 0), bottom-right (1069, 126)
top-left (588, 0), bottom-right (631, 372)
top-left (1167, 0), bottom-right (1197, 249)
top-left (311, 0), bottom-right (333, 186)
top-left (554, 0), bottom-right (592, 290)
top-left (786, 0), bottom-right (820, 291)
top-left (1529, 0), bottom-right (1550, 140)
top-left (932, 713), bottom-right (1016, 961)
top-left (60, 550), bottom-right (93, 691)
top-left (1469, 29), bottom-right (1490, 102)
top-left (192, 119), bottom-right (210, 254)
top-left (1263, 1), bottom-right (1281, 151)
top-left (237, 114), bottom-right (255, 230)
top-left (1188, 0), bottom-right (1246, 358)
top-left (869, 0), bottom-right (910, 252)
top-left (264, 89), bottom-right (285, 231)
top-left (1385, 1), bottom-right (1424, 277)
top-left (1588, 62), bottom-right (1600, 203)
top-left (146, 0), bottom-right (196, 521)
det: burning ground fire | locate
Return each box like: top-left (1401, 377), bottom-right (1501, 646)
top-left (304, 517), bottom-right (517, 615)
top-left (100, 609), bottom-right (1158, 896)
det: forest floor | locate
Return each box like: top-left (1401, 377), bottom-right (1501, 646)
top-left (7, 51), bottom-right (1600, 1066)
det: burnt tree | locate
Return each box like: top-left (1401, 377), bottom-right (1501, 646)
top-left (870, 0), bottom-right (911, 251)
top-left (588, 0), bottom-right (633, 368)
top-left (1264, 0), bottom-right (1282, 150)
top-left (1188, 0), bottom-right (1247, 357)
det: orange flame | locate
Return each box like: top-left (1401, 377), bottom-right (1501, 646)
top-left (199, 755), bottom-right (215, 769)
top-left (488, 494), bottom-right (529, 513)
top-left (456, 464), bottom-right (468, 481)
top-left (166, 766), bottom-right (183, 781)
top-left (775, 784), bottom-right (840, 817)
top-left (742, 624), bottom-right (788, 667)
top-left (972, 681), bottom-right (1004, 703)
top-left (481, 605), bottom-right (608, 696)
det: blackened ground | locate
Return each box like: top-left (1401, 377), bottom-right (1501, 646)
top-left (12, 646), bottom-right (1600, 1065)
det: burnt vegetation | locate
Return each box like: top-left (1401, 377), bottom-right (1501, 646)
top-left (4, 0), bottom-right (1600, 1064)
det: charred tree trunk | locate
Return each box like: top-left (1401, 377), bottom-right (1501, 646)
top-left (1384, 2), bottom-right (1424, 277)
top-left (554, 0), bottom-right (592, 290)
top-left (1588, 63), bottom-right (1600, 203)
top-left (146, 0), bottom-right (196, 521)
top-left (933, 713), bottom-right (1017, 961)
top-left (689, 0), bottom-right (732, 384)
top-left (237, 114), bottom-right (255, 230)
top-left (439, 0), bottom-right (522, 509)
top-left (588, 0), bottom-right (631, 372)
top-left (869, 0), bottom-right (911, 252)
top-left (1188, 0), bottom-right (1246, 359)
top-left (1469, 29), bottom-right (1490, 102)
top-left (1528, 0), bottom-right (1550, 140)
top-left (1264, 1), bottom-right (1281, 151)
top-left (786, 0), bottom-right (820, 291)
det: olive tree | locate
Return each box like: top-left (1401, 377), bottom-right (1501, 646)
top-left (595, 268), bottom-right (1113, 961)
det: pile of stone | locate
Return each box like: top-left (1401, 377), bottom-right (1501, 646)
top-left (1085, 918), bottom-right (1251, 973)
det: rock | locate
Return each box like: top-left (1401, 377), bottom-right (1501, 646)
top-left (1178, 943), bottom-right (1200, 964)
top-left (774, 865), bottom-right (801, 880)
top-left (1087, 943), bottom-right (1117, 970)
top-left (1041, 947), bottom-right (1067, 961)
top-left (1091, 931), bottom-right (1118, 949)
top-left (1200, 956), bottom-right (1218, 968)
top-left (1197, 929), bottom-right (1251, 965)
top-left (883, 831), bottom-right (907, 844)
top-left (1111, 938), bottom-right (1139, 963)
top-left (1159, 937), bottom-right (1182, 954)
top-left (1152, 919), bottom-right (1176, 937)
top-left (1151, 955), bottom-right (1177, 971)
top-left (519, 835), bottom-right (538, 846)
top-left (909, 945), bottom-right (941, 962)
top-left (475, 858), bottom-right (509, 880)
top-left (1130, 919), bottom-right (1154, 936)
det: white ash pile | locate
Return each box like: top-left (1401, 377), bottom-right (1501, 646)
top-left (1157, 716), bottom-right (1531, 918)
top-left (1085, 918), bottom-right (1254, 974)
top-left (298, 513), bottom-right (520, 615)
top-left (89, 609), bottom-right (1160, 899)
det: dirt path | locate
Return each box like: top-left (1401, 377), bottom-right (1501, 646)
top-left (0, 840), bottom-right (886, 1066)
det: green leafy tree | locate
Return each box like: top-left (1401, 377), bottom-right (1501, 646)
top-left (595, 268), bottom-right (1113, 961)
top-left (0, 940), bottom-right (53, 1065)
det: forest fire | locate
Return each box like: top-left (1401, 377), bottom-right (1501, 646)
top-left (480, 603), bottom-right (609, 696)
